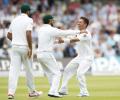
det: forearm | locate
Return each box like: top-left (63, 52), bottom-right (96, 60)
top-left (26, 31), bottom-right (32, 50)
top-left (70, 38), bottom-right (80, 43)
top-left (28, 40), bottom-right (32, 50)
top-left (57, 37), bottom-right (80, 44)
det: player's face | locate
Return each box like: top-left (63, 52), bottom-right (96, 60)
top-left (77, 19), bottom-right (86, 30)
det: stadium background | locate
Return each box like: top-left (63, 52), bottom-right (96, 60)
top-left (0, 0), bottom-right (120, 100)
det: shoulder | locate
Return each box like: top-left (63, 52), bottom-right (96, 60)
top-left (43, 24), bottom-right (56, 31)
top-left (29, 17), bottom-right (33, 22)
top-left (86, 29), bottom-right (91, 36)
top-left (86, 29), bottom-right (91, 34)
top-left (11, 15), bottom-right (19, 23)
top-left (28, 17), bottom-right (33, 23)
top-left (21, 15), bottom-right (33, 23)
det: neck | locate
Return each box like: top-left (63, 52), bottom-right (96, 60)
top-left (79, 28), bottom-right (86, 31)
top-left (22, 12), bottom-right (29, 16)
top-left (22, 13), bottom-right (27, 15)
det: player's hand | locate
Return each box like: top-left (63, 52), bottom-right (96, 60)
top-left (55, 37), bottom-right (64, 43)
top-left (27, 49), bottom-right (32, 58)
top-left (58, 37), bottom-right (64, 43)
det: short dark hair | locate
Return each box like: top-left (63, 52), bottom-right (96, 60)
top-left (80, 17), bottom-right (89, 27)
top-left (21, 4), bottom-right (30, 13)
top-left (43, 15), bottom-right (53, 24)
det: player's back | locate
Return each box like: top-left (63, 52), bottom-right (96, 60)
top-left (37, 24), bottom-right (56, 52)
top-left (9, 14), bottom-right (33, 46)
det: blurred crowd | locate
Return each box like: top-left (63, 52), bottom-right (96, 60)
top-left (0, 0), bottom-right (120, 59)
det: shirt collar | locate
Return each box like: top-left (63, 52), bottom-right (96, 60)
top-left (43, 24), bottom-right (52, 27)
top-left (21, 13), bottom-right (28, 16)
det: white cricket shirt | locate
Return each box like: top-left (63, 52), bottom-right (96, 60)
top-left (75, 31), bottom-right (94, 59)
top-left (37, 24), bottom-right (80, 52)
top-left (8, 14), bottom-right (33, 46)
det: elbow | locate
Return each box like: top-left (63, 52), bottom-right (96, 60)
top-left (7, 32), bottom-right (12, 40)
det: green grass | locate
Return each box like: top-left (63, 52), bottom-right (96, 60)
top-left (0, 76), bottom-right (120, 100)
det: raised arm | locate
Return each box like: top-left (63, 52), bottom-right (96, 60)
top-left (57, 32), bottom-right (91, 44)
top-left (51, 27), bottom-right (88, 37)
top-left (56, 36), bottom-right (80, 44)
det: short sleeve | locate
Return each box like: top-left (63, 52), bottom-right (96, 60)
top-left (26, 19), bottom-right (33, 31)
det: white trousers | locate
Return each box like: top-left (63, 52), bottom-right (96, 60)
top-left (59, 57), bottom-right (92, 95)
top-left (8, 46), bottom-right (35, 95)
top-left (37, 52), bottom-right (61, 95)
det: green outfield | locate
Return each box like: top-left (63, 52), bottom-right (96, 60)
top-left (0, 76), bottom-right (120, 100)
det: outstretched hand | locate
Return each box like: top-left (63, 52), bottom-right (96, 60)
top-left (54, 37), bottom-right (64, 44)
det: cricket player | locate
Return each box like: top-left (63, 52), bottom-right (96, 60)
top-left (58, 17), bottom-right (94, 97)
top-left (7, 4), bottom-right (42, 99)
top-left (37, 15), bottom-right (87, 98)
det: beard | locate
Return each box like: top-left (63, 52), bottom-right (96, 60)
top-left (27, 11), bottom-right (31, 17)
top-left (51, 23), bottom-right (54, 27)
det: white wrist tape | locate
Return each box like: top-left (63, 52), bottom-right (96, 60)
top-left (64, 38), bottom-right (70, 43)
